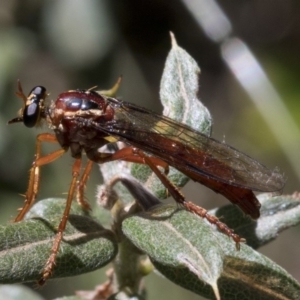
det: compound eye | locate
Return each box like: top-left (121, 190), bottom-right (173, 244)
top-left (23, 102), bottom-right (40, 127)
top-left (23, 86), bottom-right (47, 128)
top-left (29, 86), bottom-right (46, 98)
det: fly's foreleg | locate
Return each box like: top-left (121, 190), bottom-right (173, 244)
top-left (14, 133), bottom-right (66, 222)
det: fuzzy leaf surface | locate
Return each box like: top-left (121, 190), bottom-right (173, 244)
top-left (0, 198), bottom-right (117, 283)
top-left (122, 204), bottom-right (300, 300)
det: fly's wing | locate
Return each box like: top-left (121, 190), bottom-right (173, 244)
top-left (95, 98), bottom-right (285, 193)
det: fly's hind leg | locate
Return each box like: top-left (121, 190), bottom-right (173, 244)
top-left (132, 148), bottom-right (245, 249)
top-left (86, 145), bottom-right (169, 174)
top-left (89, 145), bottom-right (245, 249)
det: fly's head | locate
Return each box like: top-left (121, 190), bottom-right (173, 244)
top-left (8, 81), bottom-right (48, 128)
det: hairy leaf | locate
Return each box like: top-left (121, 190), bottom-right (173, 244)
top-left (0, 198), bottom-right (117, 283)
top-left (122, 204), bottom-right (300, 300)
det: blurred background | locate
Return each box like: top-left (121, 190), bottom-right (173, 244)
top-left (0, 0), bottom-right (300, 299)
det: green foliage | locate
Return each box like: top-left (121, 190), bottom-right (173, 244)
top-left (123, 196), bottom-right (300, 300)
top-left (0, 199), bottom-right (117, 283)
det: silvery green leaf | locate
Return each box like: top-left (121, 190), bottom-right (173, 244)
top-left (122, 203), bottom-right (300, 300)
top-left (0, 198), bottom-right (117, 283)
top-left (119, 33), bottom-right (212, 200)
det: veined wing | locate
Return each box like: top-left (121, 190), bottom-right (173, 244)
top-left (94, 98), bottom-right (285, 193)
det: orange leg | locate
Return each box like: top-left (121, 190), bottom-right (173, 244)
top-left (39, 158), bottom-right (82, 285)
top-left (14, 133), bottom-right (66, 222)
top-left (31, 140), bottom-right (243, 284)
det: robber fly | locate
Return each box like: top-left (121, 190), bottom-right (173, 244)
top-left (8, 80), bottom-right (285, 284)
